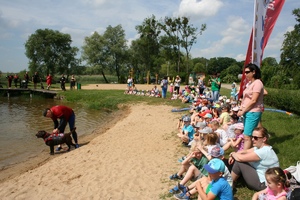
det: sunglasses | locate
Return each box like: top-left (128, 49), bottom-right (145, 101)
top-left (252, 136), bottom-right (264, 140)
top-left (244, 70), bottom-right (252, 74)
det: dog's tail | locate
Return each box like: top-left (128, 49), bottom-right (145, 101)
top-left (64, 132), bottom-right (72, 137)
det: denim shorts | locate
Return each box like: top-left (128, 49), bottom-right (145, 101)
top-left (243, 112), bottom-right (262, 136)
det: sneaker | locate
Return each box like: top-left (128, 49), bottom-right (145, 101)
top-left (174, 193), bottom-right (190, 199)
top-left (75, 144), bottom-right (79, 148)
top-left (169, 184), bottom-right (185, 194)
top-left (56, 146), bottom-right (62, 151)
top-left (170, 173), bottom-right (183, 180)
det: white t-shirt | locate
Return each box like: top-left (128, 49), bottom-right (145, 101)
top-left (215, 129), bottom-right (229, 146)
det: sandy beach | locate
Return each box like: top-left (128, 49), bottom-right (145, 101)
top-left (0, 84), bottom-right (186, 199)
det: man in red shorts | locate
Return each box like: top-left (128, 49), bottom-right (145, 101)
top-left (43, 105), bottom-right (79, 151)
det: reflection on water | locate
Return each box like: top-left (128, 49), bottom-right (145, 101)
top-left (0, 96), bottom-right (106, 169)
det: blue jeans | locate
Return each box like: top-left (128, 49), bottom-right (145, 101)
top-left (162, 87), bottom-right (167, 98)
top-left (212, 90), bottom-right (219, 102)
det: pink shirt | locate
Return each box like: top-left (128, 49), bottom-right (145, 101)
top-left (258, 186), bottom-right (287, 200)
top-left (242, 79), bottom-right (264, 112)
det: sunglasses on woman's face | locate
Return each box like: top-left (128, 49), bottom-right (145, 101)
top-left (244, 70), bottom-right (252, 74)
top-left (252, 136), bottom-right (264, 140)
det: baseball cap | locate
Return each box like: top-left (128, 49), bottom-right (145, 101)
top-left (204, 113), bottom-right (212, 119)
top-left (183, 116), bottom-right (191, 122)
top-left (209, 146), bottom-right (224, 157)
top-left (204, 158), bottom-right (225, 174)
top-left (194, 121), bottom-right (206, 129)
top-left (199, 126), bottom-right (212, 134)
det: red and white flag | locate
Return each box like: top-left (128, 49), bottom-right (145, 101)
top-left (238, 0), bottom-right (285, 98)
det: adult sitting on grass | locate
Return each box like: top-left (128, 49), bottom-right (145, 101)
top-left (228, 127), bottom-right (279, 191)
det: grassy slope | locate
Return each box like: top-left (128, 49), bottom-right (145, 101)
top-left (60, 88), bottom-right (300, 200)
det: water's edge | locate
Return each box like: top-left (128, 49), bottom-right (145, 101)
top-left (0, 107), bottom-right (130, 183)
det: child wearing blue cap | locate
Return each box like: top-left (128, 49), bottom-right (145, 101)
top-left (196, 158), bottom-right (233, 200)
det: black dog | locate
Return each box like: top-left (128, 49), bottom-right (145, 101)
top-left (36, 130), bottom-right (76, 155)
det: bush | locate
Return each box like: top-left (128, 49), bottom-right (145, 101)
top-left (264, 88), bottom-right (300, 115)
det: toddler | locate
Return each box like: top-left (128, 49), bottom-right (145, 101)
top-left (252, 167), bottom-right (289, 200)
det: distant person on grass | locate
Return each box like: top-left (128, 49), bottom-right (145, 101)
top-left (46, 73), bottom-right (52, 90)
top-left (60, 74), bottom-right (66, 91)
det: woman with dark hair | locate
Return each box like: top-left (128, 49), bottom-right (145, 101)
top-left (237, 63), bottom-right (264, 150)
top-left (229, 127), bottom-right (279, 191)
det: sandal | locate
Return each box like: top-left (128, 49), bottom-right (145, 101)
top-left (170, 173), bottom-right (183, 180)
top-left (169, 183), bottom-right (185, 194)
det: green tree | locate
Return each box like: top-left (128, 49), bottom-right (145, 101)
top-left (261, 57), bottom-right (280, 86)
top-left (207, 57), bottom-right (237, 75)
top-left (280, 8), bottom-right (300, 77)
top-left (81, 31), bottom-right (110, 83)
top-left (135, 15), bottom-right (162, 83)
top-left (104, 25), bottom-right (128, 82)
top-left (25, 29), bottom-right (79, 76)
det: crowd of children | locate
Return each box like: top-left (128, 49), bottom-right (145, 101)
top-left (167, 84), bottom-right (296, 200)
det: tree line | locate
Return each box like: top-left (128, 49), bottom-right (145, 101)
top-left (15, 8), bottom-right (300, 89)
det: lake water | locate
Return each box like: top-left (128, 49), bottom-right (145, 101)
top-left (0, 95), bottom-right (107, 169)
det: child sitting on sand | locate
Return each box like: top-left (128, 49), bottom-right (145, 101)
top-left (174, 146), bottom-right (233, 199)
top-left (169, 145), bottom-right (209, 194)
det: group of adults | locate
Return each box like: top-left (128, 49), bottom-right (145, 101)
top-left (5, 72), bottom-right (77, 91)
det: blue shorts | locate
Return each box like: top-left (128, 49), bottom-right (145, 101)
top-left (243, 112), bottom-right (262, 136)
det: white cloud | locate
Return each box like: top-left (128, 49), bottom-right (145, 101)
top-left (177, 0), bottom-right (224, 18)
top-left (0, 0), bottom-right (298, 72)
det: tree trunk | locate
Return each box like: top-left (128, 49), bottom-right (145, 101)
top-left (101, 70), bottom-right (108, 83)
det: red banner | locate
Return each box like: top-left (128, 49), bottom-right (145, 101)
top-left (238, 0), bottom-right (285, 99)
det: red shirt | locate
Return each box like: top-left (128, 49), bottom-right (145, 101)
top-left (50, 105), bottom-right (73, 121)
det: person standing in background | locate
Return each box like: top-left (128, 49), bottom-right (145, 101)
top-left (60, 74), bottom-right (66, 91)
top-left (7, 75), bottom-right (13, 88)
top-left (13, 74), bottom-right (19, 88)
top-left (174, 75), bottom-right (181, 94)
top-left (32, 72), bottom-right (40, 89)
top-left (197, 76), bottom-right (205, 95)
top-left (70, 75), bottom-right (76, 90)
top-left (161, 76), bottom-right (168, 99)
top-left (46, 73), bottom-right (52, 90)
top-left (209, 72), bottom-right (221, 102)
top-left (24, 71), bottom-right (30, 88)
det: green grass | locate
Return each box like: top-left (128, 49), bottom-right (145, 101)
top-left (58, 88), bottom-right (300, 200)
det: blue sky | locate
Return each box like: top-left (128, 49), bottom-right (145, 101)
top-left (0, 0), bottom-right (298, 73)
